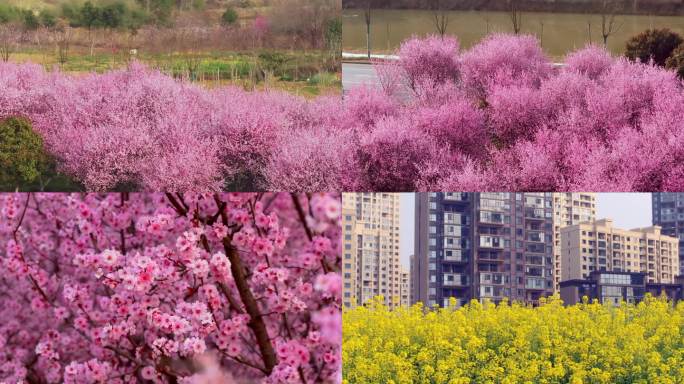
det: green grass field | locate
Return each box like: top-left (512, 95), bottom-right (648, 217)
top-left (9, 49), bottom-right (340, 97)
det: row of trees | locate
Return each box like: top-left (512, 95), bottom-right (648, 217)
top-left (0, 0), bottom-right (340, 64)
top-left (0, 1), bottom-right (161, 31)
top-left (360, 0), bottom-right (627, 54)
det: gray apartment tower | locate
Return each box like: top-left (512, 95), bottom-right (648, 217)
top-left (652, 193), bottom-right (684, 276)
top-left (413, 192), bottom-right (555, 307)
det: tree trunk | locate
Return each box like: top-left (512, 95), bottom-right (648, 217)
top-left (366, 22), bottom-right (371, 59)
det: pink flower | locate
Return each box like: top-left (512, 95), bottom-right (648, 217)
top-left (0, 193), bottom-right (341, 383)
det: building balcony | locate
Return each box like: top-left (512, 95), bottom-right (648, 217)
top-left (479, 236), bottom-right (504, 249)
top-left (480, 272), bottom-right (507, 285)
top-left (478, 211), bottom-right (505, 226)
top-left (526, 233), bottom-right (545, 243)
top-left (443, 193), bottom-right (469, 203)
top-left (443, 273), bottom-right (469, 287)
top-left (524, 209), bottom-right (546, 220)
top-left (444, 252), bottom-right (468, 263)
top-left (478, 253), bottom-right (505, 263)
top-left (525, 277), bottom-right (547, 290)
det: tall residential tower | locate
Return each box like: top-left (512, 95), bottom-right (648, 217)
top-left (413, 192), bottom-right (555, 307)
top-left (342, 193), bottom-right (405, 308)
top-left (552, 193), bottom-right (597, 291)
top-left (652, 193), bottom-right (684, 275)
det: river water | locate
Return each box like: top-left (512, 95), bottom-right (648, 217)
top-left (343, 8), bottom-right (684, 58)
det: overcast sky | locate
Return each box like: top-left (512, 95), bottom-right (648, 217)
top-left (399, 193), bottom-right (652, 268)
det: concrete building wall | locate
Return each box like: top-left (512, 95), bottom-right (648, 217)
top-left (652, 193), bottom-right (684, 276)
top-left (413, 192), bottom-right (555, 307)
top-left (342, 193), bottom-right (402, 308)
top-left (552, 193), bottom-right (596, 292)
top-left (560, 225), bottom-right (584, 282)
top-left (560, 218), bottom-right (679, 285)
top-left (414, 193), bottom-right (431, 306)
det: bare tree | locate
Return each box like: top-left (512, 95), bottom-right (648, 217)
top-left (0, 24), bottom-right (20, 62)
top-left (507, 0), bottom-right (522, 34)
top-left (429, 0), bottom-right (450, 37)
top-left (364, 0), bottom-right (373, 59)
top-left (587, 20), bottom-right (593, 44)
top-left (52, 26), bottom-right (73, 65)
top-left (600, 0), bottom-right (623, 47)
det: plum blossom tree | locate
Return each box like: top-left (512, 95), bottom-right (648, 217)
top-left (0, 62), bottom-right (333, 192)
top-left (397, 35), bottom-right (460, 87)
top-left (459, 33), bottom-right (550, 99)
top-left (3, 33), bottom-right (684, 192)
top-left (354, 34), bottom-right (684, 191)
top-left (0, 192), bottom-right (342, 383)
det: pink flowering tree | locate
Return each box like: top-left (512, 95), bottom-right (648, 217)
top-left (3, 33), bottom-right (684, 192)
top-left (253, 15), bottom-right (271, 45)
top-left (350, 34), bottom-right (684, 191)
top-left (0, 62), bottom-right (336, 192)
top-left (0, 192), bottom-right (342, 383)
top-left (397, 35), bottom-right (460, 88)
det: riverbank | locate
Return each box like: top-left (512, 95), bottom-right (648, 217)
top-left (343, 0), bottom-right (684, 16)
top-left (342, 8), bottom-right (684, 58)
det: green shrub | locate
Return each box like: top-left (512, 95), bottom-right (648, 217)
top-left (0, 4), bottom-right (21, 24)
top-left (0, 117), bottom-right (49, 189)
top-left (665, 43), bottom-right (684, 79)
top-left (221, 7), bottom-right (238, 26)
top-left (307, 72), bottom-right (337, 86)
top-left (22, 10), bottom-right (39, 30)
top-left (39, 9), bottom-right (57, 28)
top-left (625, 28), bottom-right (683, 67)
top-left (0, 117), bottom-right (82, 191)
top-left (258, 52), bottom-right (290, 75)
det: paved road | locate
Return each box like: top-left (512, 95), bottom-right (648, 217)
top-left (342, 62), bottom-right (379, 93)
top-left (342, 61), bottom-right (414, 102)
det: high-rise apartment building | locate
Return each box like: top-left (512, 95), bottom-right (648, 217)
top-left (652, 193), bottom-right (684, 275)
top-left (400, 268), bottom-right (410, 306)
top-left (560, 219), bottom-right (679, 284)
top-left (409, 254), bottom-right (419, 304)
top-left (414, 192), bottom-right (555, 307)
top-left (552, 193), bottom-right (597, 291)
top-left (342, 193), bottom-right (404, 308)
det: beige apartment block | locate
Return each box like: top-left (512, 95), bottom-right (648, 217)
top-left (560, 219), bottom-right (680, 284)
top-left (400, 268), bottom-right (410, 307)
top-left (342, 193), bottom-right (404, 308)
top-left (552, 193), bottom-right (597, 292)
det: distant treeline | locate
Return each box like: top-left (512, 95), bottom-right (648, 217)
top-left (342, 0), bottom-right (684, 16)
top-left (0, 1), bottom-right (175, 31)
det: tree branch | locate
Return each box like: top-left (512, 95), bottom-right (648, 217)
top-left (223, 237), bottom-right (277, 375)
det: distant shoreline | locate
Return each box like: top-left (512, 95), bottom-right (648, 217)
top-left (342, 0), bottom-right (684, 17)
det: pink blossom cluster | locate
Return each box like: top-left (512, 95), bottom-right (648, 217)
top-left (4, 32), bottom-right (684, 192)
top-left (0, 62), bottom-right (345, 192)
top-left (0, 192), bottom-right (342, 383)
top-left (344, 34), bottom-right (684, 191)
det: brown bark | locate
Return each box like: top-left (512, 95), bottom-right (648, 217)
top-left (223, 237), bottom-right (278, 375)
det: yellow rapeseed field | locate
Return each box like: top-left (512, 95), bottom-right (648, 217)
top-left (343, 296), bottom-right (684, 384)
